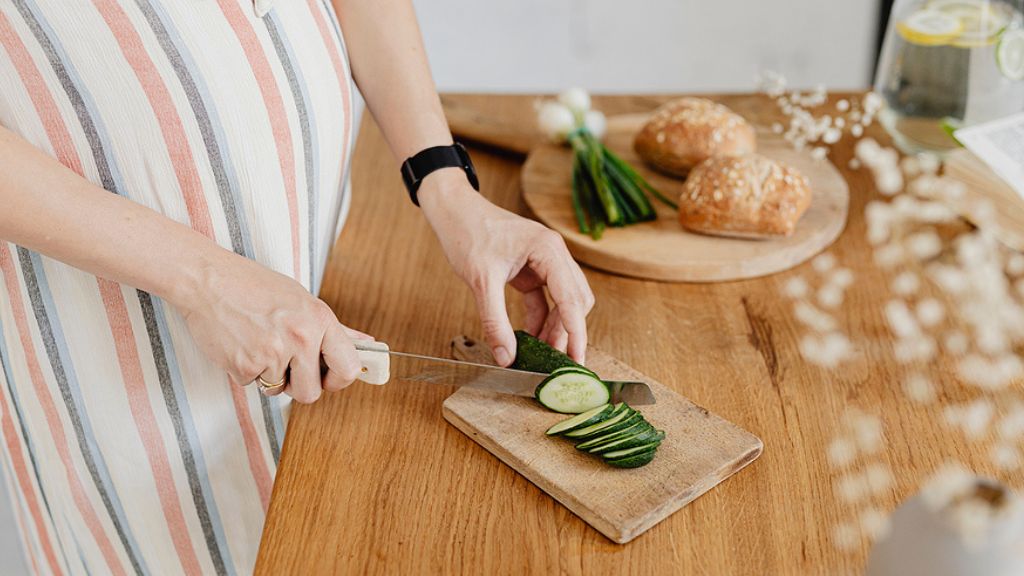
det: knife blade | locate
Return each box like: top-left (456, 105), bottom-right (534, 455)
top-left (352, 340), bottom-right (656, 405)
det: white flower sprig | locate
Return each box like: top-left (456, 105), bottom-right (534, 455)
top-left (757, 70), bottom-right (883, 162)
top-left (765, 70), bottom-right (1024, 555)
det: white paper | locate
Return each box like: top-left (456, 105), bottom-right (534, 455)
top-left (955, 113), bottom-right (1024, 200)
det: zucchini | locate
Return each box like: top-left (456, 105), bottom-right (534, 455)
top-left (525, 330), bottom-right (667, 468)
top-left (548, 365), bottom-right (598, 378)
top-left (566, 410), bottom-right (643, 439)
top-left (602, 441), bottom-right (662, 460)
top-left (574, 421), bottom-right (652, 451)
top-left (564, 405), bottom-right (634, 438)
top-left (545, 404), bottom-right (613, 436)
top-left (511, 330), bottom-right (580, 373)
top-left (535, 370), bottom-right (610, 414)
top-left (606, 448), bottom-right (657, 469)
top-left (589, 429), bottom-right (664, 455)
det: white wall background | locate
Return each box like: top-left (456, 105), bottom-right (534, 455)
top-left (412, 0), bottom-right (882, 93)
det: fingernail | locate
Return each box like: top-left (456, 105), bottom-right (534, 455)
top-left (494, 346), bottom-right (512, 366)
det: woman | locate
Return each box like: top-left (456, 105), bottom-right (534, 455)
top-left (0, 0), bottom-right (593, 573)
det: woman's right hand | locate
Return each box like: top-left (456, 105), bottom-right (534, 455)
top-left (174, 253), bottom-right (370, 404)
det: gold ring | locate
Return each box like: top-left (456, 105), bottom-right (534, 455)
top-left (257, 374), bottom-right (287, 391)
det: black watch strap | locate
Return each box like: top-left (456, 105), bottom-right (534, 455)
top-left (400, 142), bottom-right (480, 206)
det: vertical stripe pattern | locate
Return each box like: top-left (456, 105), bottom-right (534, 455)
top-left (0, 0), bottom-right (354, 573)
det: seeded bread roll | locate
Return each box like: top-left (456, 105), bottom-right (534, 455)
top-left (678, 154), bottom-right (811, 239)
top-left (634, 98), bottom-right (757, 177)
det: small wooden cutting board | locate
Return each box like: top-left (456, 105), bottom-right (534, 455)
top-left (442, 336), bottom-right (763, 544)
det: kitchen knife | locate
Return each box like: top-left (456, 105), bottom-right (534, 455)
top-left (351, 340), bottom-right (656, 405)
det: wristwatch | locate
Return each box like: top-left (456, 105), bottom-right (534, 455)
top-left (400, 142), bottom-right (480, 206)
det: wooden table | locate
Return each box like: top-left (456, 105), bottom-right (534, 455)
top-left (255, 94), bottom-right (1023, 574)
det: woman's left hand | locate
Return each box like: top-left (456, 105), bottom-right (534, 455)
top-left (419, 169), bottom-right (595, 367)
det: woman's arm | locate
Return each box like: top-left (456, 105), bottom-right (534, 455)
top-left (333, 0), bottom-right (595, 365)
top-left (0, 125), bottom-right (364, 402)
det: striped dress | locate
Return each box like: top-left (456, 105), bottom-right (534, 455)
top-left (0, 0), bottom-right (355, 573)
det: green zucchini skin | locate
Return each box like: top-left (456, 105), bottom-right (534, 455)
top-left (545, 404), bottom-right (614, 436)
top-left (606, 449), bottom-right (657, 468)
top-left (589, 428), bottom-right (663, 455)
top-left (575, 422), bottom-right (652, 451)
top-left (564, 405), bottom-right (632, 438)
top-left (567, 411), bottom-right (641, 439)
top-left (602, 440), bottom-right (662, 460)
top-left (512, 330), bottom-right (581, 373)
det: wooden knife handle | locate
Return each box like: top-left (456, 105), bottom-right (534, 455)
top-left (353, 340), bottom-right (390, 385)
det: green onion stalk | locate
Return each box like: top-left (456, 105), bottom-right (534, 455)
top-left (565, 127), bottom-right (676, 241)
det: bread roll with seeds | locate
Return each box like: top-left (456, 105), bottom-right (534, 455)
top-left (634, 97), bottom-right (757, 177)
top-left (679, 154), bottom-right (811, 239)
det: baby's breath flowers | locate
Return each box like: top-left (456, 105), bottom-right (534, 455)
top-left (828, 408), bottom-right (895, 551)
top-left (536, 89), bottom-right (674, 240)
top-left (756, 71), bottom-right (883, 161)
top-left (764, 70), bottom-right (1024, 556)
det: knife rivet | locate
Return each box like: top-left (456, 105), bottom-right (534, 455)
top-left (361, 367), bottom-right (367, 373)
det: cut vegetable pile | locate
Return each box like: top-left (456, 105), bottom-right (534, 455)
top-left (570, 132), bottom-right (678, 240)
top-left (512, 330), bottom-right (665, 469)
top-left (547, 402), bottom-right (665, 468)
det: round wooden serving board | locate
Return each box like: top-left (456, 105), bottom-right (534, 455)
top-left (521, 113), bottom-right (850, 282)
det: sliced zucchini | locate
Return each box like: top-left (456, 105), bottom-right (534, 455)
top-left (545, 403), bottom-right (612, 436)
top-left (567, 410), bottom-right (642, 440)
top-left (511, 330), bottom-right (581, 373)
top-left (589, 428), bottom-right (664, 454)
top-left (549, 365), bottom-right (599, 378)
top-left (563, 404), bottom-right (633, 438)
top-left (602, 441), bottom-right (662, 460)
top-left (535, 370), bottom-right (610, 414)
top-left (606, 448), bottom-right (657, 469)
top-left (575, 421), bottom-right (652, 451)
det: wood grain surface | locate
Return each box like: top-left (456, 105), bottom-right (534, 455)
top-left (255, 93), bottom-right (1024, 575)
top-left (521, 113), bottom-right (849, 282)
top-left (944, 149), bottom-right (1024, 251)
top-left (444, 335), bottom-right (762, 544)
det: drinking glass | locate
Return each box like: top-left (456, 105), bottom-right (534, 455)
top-left (874, 0), bottom-right (1024, 153)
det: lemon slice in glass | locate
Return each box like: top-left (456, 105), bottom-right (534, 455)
top-left (997, 29), bottom-right (1024, 80)
top-left (928, 0), bottom-right (1011, 47)
top-left (897, 10), bottom-right (964, 46)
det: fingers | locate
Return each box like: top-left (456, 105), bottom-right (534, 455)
top-left (535, 234), bottom-right (594, 364)
top-left (342, 326), bottom-right (374, 341)
top-left (321, 323), bottom-right (362, 393)
top-left (256, 365), bottom-right (288, 397)
top-left (285, 351), bottom-right (322, 404)
top-left (538, 305), bottom-right (569, 353)
top-left (521, 288), bottom-right (549, 336)
top-left (472, 273), bottom-right (516, 366)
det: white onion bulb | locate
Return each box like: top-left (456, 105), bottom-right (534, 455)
top-left (583, 110), bottom-right (606, 140)
top-left (558, 87), bottom-right (591, 115)
top-left (537, 101), bottom-right (576, 142)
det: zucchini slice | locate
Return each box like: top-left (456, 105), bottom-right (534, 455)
top-left (535, 370), bottom-right (610, 414)
top-left (564, 405), bottom-right (634, 438)
top-left (548, 365), bottom-right (599, 378)
top-left (602, 441), bottom-right (662, 460)
top-left (589, 429), bottom-right (664, 455)
top-left (606, 448), bottom-right (657, 469)
top-left (567, 410), bottom-right (643, 439)
top-left (545, 404), bottom-right (613, 436)
top-left (511, 330), bottom-right (581, 373)
top-left (575, 421), bottom-right (652, 450)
